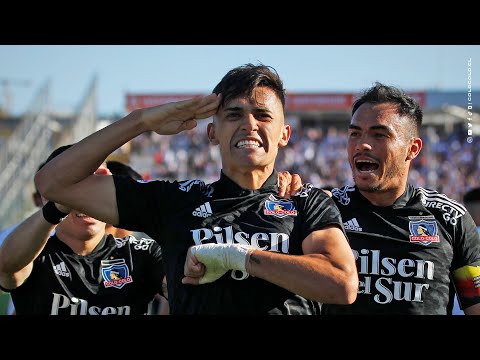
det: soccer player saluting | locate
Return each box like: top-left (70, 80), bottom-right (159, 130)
top-left (35, 63), bottom-right (358, 314)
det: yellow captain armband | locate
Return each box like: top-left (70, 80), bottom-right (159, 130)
top-left (453, 265), bottom-right (480, 299)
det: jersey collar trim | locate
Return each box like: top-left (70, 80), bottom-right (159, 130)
top-left (213, 169), bottom-right (279, 197)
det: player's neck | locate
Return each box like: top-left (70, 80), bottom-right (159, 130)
top-left (359, 185), bottom-right (407, 207)
top-left (357, 174), bottom-right (409, 207)
top-left (56, 227), bottom-right (106, 256)
top-left (223, 165), bottom-right (274, 190)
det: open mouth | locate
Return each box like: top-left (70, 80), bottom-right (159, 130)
top-left (235, 139), bottom-right (262, 148)
top-left (355, 159), bottom-right (379, 173)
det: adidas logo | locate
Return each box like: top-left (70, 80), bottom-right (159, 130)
top-left (343, 218), bottom-right (362, 232)
top-left (192, 202), bottom-right (213, 218)
top-left (53, 261), bottom-right (70, 277)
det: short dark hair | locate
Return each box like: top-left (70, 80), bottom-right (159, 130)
top-left (106, 160), bottom-right (143, 181)
top-left (212, 63), bottom-right (286, 110)
top-left (464, 187), bottom-right (480, 203)
top-left (352, 82), bottom-right (423, 136)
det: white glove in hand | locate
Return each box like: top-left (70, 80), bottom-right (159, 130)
top-left (190, 243), bottom-right (253, 284)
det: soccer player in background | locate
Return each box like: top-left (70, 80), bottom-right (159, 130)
top-left (0, 145), bottom-right (166, 315)
top-left (282, 82), bottom-right (480, 315)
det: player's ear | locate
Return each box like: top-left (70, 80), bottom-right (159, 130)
top-left (207, 123), bottom-right (220, 145)
top-left (32, 191), bottom-right (43, 208)
top-left (406, 137), bottom-right (422, 161)
top-left (278, 124), bottom-right (291, 147)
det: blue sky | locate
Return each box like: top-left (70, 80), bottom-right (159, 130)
top-left (0, 45), bottom-right (478, 116)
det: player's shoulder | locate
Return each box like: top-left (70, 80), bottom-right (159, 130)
top-left (414, 186), bottom-right (468, 225)
top-left (292, 183), bottom-right (337, 208)
top-left (293, 183), bottom-right (328, 197)
top-left (414, 186), bottom-right (467, 214)
top-left (176, 178), bottom-right (214, 197)
top-left (113, 234), bottom-right (158, 252)
top-left (330, 185), bottom-right (356, 206)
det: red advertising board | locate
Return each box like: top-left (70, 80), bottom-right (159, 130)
top-left (126, 92), bottom-right (426, 112)
top-left (126, 94), bottom-right (204, 113)
top-left (285, 93), bottom-right (355, 111)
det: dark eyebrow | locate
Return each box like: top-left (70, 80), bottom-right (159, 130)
top-left (369, 125), bottom-right (391, 132)
top-left (224, 106), bottom-right (273, 115)
top-left (348, 124), bottom-right (391, 132)
top-left (224, 106), bottom-right (243, 112)
top-left (256, 108), bottom-right (272, 114)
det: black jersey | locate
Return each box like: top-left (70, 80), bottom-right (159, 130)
top-left (5, 233), bottom-right (164, 315)
top-left (322, 184), bottom-right (480, 315)
top-left (114, 170), bottom-right (344, 315)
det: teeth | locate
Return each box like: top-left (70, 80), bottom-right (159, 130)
top-left (359, 169), bottom-right (376, 173)
top-left (356, 160), bottom-right (376, 164)
top-left (236, 140), bottom-right (260, 148)
top-left (355, 159), bottom-right (378, 173)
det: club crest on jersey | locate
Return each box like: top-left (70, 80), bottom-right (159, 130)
top-left (408, 217), bottom-right (440, 246)
top-left (264, 195), bottom-right (297, 218)
top-left (101, 259), bottom-right (133, 289)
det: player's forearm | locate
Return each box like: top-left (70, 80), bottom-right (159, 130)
top-left (247, 251), bottom-right (358, 304)
top-left (463, 303), bottom-right (480, 315)
top-left (35, 109), bottom-right (147, 200)
top-left (0, 209), bottom-right (53, 276)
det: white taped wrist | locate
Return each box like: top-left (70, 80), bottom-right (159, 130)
top-left (190, 243), bottom-right (253, 284)
top-left (228, 244), bottom-right (252, 271)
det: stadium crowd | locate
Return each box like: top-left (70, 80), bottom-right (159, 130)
top-left (129, 121), bottom-right (479, 202)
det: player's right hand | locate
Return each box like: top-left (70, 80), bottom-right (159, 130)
top-left (141, 93), bottom-right (222, 136)
top-left (277, 171), bottom-right (303, 198)
top-left (182, 243), bottom-right (252, 285)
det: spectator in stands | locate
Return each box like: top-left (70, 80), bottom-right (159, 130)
top-left (35, 62), bottom-right (358, 315)
top-left (0, 145), bottom-right (167, 315)
top-left (130, 113), bottom-right (478, 203)
top-left (282, 82), bottom-right (480, 315)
